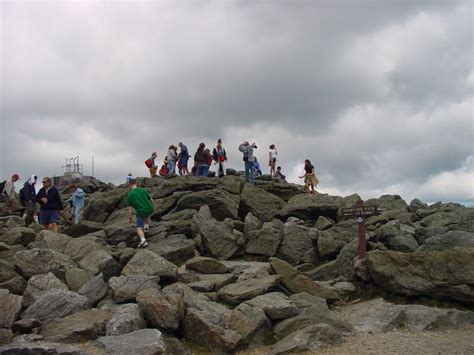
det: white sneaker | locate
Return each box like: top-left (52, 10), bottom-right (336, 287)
top-left (144, 225), bottom-right (150, 232)
top-left (137, 240), bottom-right (149, 248)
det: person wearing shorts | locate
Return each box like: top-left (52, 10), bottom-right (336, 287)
top-left (126, 177), bottom-right (154, 248)
top-left (36, 177), bottom-right (63, 232)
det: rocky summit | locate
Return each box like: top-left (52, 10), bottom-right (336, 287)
top-left (0, 175), bottom-right (473, 354)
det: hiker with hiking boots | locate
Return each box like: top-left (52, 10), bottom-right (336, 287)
top-left (37, 176), bottom-right (64, 232)
top-left (126, 177), bottom-right (153, 248)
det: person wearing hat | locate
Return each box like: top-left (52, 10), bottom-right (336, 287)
top-left (2, 173), bottom-right (20, 215)
top-left (36, 177), bottom-right (64, 232)
top-left (69, 183), bottom-right (85, 224)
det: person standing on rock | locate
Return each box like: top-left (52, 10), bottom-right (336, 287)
top-left (22, 174), bottom-right (39, 223)
top-left (269, 144), bottom-right (278, 176)
top-left (126, 177), bottom-right (153, 248)
top-left (212, 138), bottom-right (227, 177)
top-left (238, 141), bottom-right (257, 184)
top-left (69, 183), bottom-right (85, 224)
top-left (145, 152), bottom-right (158, 177)
top-left (36, 177), bottom-right (63, 232)
top-left (2, 173), bottom-right (20, 215)
top-left (299, 159), bottom-right (319, 194)
top-left (194, 143), bottom-right (211, 177)
top-left (178, 142), bottom-right (190, 175)
top-left (167, 145), bottom-right (178, 176)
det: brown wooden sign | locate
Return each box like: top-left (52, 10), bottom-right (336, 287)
top-left (341, 200), bottom-right (378, 260)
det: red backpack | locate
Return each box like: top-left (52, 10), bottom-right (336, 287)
top-left (145, 159), bottom-right (153, 168)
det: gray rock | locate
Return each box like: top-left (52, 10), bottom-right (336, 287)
top-left (0, 291), bottom-right (22, 328)
top-left (367, 249), bottom-right (474, 305)
top-left (95, 329), bottom-right (167, 355)
top-left (222, 260), bottom-right (271, 281)
top-left (342, 298), bottom-right (474, 333)
top-left (122, 249), bottom-right (178, 280)
top-left (192, 206), bottom-right (240, 260)
top-left (373, 222), bottom-right (419, 252)
top-left (271, 324), bottom-right (342, 354)
top-left (244, 212), bottom-right (263, 239)
top-left (82, 188), bottom-right (128, 223)
top-left (78, 249), bottom-right (121, 280)
top-left (185, 256), bottom-right (228, 274)
top-left (277, 218), bottom-right (319, 265)
top-left (35, 230), bottom-right (73, 253)
top-left (419, 231), bottom-right (474, 251)
top-left (11, 318), bottom-right (42, 334)
top-left (39, 308), bottom-right (111, 342)
top-left (279, 193), bottom-right (340, 221)
top-left (0, 341), bottom-right (88, 354)
top-left (246, 219), bottom-right (284, 256)
top-left (23, 272), bottom-right (68, 307)
top-left (217, 275), bottom-right (281, 304)
top-left (197, 273), bottom-right (237, 291)
top-left (188, 280), bottom-right (214, 292)
top-left (147, 234), bottom-right (195, 265)
top-left (21, 289), bottom-right (90, 324)
top-left (65, 268), bottom-right (94, 292)
top-left (365, 194), bottom-right (408, 212)
top-left (78, 274), bottom-right (108, 306)
top-left (62, 220), bottom-right (104, 238)
top-left (240, 184), bottom-right (286, 222)
top-left (421, 211), bottom-right (462, 229)
top-left (270, 257), bottom-right (339, 301)
top-left (222, 303), bottom-right (271, 347)
top-left (182, 299), bottom-right (243, 352)
top-left (246, 292), bottom-right (299, 320)
top-left (13, 248), bottom-right (77, 280)
top-left (176, 189), bottom-right (240, 220)
top-left (109, 275), bottom-right (160, 303)
top-left (137, 286), bottom-right (185, 331)
top-left (314, 216), bottom-right (335, 231)
top-left (318, 221), bottom-right (357, 260)
top-left (0, 259), bottom-right (24, 292)
top-left (1, 227), bottom-right (36, 246)
top-left (106, 303), bottom-right (146, 336)
top-left (63, 235), bottom-right (107, 263)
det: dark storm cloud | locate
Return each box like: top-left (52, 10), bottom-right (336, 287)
top-left (1, 0), bottom-right (472, 204)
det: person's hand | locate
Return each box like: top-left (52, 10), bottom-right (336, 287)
top-left (41, 197), bottom-right (48, 204)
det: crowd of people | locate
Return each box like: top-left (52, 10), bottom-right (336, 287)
top-left (1, 140), bottom-right (319, 248)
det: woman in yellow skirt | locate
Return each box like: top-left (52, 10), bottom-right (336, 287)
top-left (299, 159), bottom-right (319, 194)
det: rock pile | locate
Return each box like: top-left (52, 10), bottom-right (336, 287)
top-left (0, 175), bottom-right (473, 353)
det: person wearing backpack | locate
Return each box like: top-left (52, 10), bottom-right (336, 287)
top-left (21, 175), bottom-right (39, 224)
top-left (2, 174), bottom-right (20, 215)
top-left (145, 152), bottom-right (158, 177)
top-left (36, 177), bottom-right (64, 232)
top-left (238, 141), bottom-right (257, 184)
top-left (212, 138), bottom-right (227, 177)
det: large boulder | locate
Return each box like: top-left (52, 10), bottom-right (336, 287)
top-left (63, 235), bottom-right (108, 263)
top-left (103, 210), bottom-right (136, 245)
top-left (21, 289), bottom-right (90, 324)
top-left (270, 257), bottom-right (339, 301)
top-left (106, 303), bottom-right (146, 336)
top-left (13, 248), bottom-right (77, 280)
top-left (1, 227), bottom-right (36, 246)
top-left (317, 221), bottom-right (357, 260)
top-left (367, 249), bottom-right (474, 305)
top-left (277, 218), bottom-right (319, 265)
top-left (23, 272), bottom-right (68, 307)
top-left (122, 249), bottom-right (178, 280)
top-left (245, 219), bottom-right (284, 257)
top-left (217, 275), bottom-right (281, 304)
top-left (176, 189), bottom-right (240, 220)
top-left (34, 230), bottom-right (73, 253)
top-left (39, 308), bottom-right (111, 342)
top-left (245, 292), bottom-right (299, 320)
top-left (109, 275), bottom-right (160, 303)
top-left (95, 329), bottom-right (167, 355)
top-left (78, 274), bottom-right (108, 306)
top-left (182, 299), bottom-right (243, 352)
top-left (192, 206), bottom-right (241, 260)
top-left (418, 231), bottom-right (474, 251)
top-left (0, 290), bottom-right (22, 328)
top-left (0, 259), bottom-right (27, 295)
top-left (65, 268), bottom-right (94, 292)
top-left (185, 256), bottom-right (228, 274)
top-left (373, 222), bottom-right (419, 252)
top-left (62, 220), bottom-right (104, 238)
top-left (136, 287), bottom-right (185, 331)
top-left (365, 194), bottom-right (408, 212)
top-left (278, 193), bottom-right (340, 221)
top-left (240, 184), bottom-right (286, 222)
top-left (147, 234), bottom-right (195, 265)
top-left (82, 188), bottom-right (128, 223)
top-left (78, 249), bottom-right (121, 280)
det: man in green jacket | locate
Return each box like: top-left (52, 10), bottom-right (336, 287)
top-left (126, 177), bottom-right (153, 248)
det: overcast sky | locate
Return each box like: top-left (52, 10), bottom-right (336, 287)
top-left (1, 0), bottom-right (473, 205)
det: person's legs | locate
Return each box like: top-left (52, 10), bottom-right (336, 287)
top-left (5, 197), bottom-right (14, 214)
top-left (135, 216), bottom-right (148, 247)
top-left (249, 161), bottom-right (256, 184)
top-left (74, 206), bottom-right (82, 224)
top-left (244, 162), bottom-right (251, 182)
top-left (202, 165), bottom-right (210, 177)
top-left (168, 160), bottom-right (176, 175)
top-left (48, 210), bottom-right (59, 232)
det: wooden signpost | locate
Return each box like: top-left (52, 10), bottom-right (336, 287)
top-left (341, 200), bottom-right (378, 260)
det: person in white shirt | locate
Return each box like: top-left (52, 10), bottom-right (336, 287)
top-left (269, 144), bottom-right (278, 177)
top-left (2, 174), bottom-right (20, 215)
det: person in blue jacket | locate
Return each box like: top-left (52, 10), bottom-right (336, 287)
top-left (36, 177), bottom-right (63, 232)
top-left (69, 184), bottom-right (85, 224)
